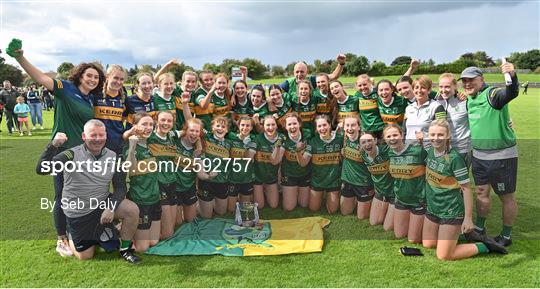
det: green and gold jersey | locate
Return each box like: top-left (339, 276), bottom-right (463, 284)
top-left (341, 137), bottom-right (372, 187)
top-left (193, 87), bottom-right (213, 131)
top-left (147, 131), bottom-right (178, 185)
top-left (153, 93), bottom-right (176, 121)
top-left (425, 147), bottom-right (469, 219)
top-left (232, 97), bottom-right (253, 122)
top-left (336, 94), bottom-right (359, 124)
top-left (281, 133), bottom-right (310, 178)
top-left (355, 90), bottom-right (385, 133)
top-left (202, 134), bottom-right (232, 184)
top-left (361, 144), bottom-right (394, 198)
top-left (126, 143), bottom-right (160, 205)
top-left (174, 137), bottom-right (197, 192)
top-left (227, 132), bottom-right (255, 184)
top-left (306, 132), bottom-right (343, 189)
top-left (253, 133), bottom-right (284, 184)
top-left (378, 95), bottom-right (407, 126)
top-left (51, 79), bottom-right (95, 149)
top-left (173, 85), bottom-right (195, 130)
top-left (290, 95), bottom-right (317, 137)
top-left (313, 89), bottom-right (331, 115)
top-left (252, 102), bottom-right (270, 119)
top-left (273, 95), bottom-right (292, 129)
top-left (388, 143), bottom-right (426, 207)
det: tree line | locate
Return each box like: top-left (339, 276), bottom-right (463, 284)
top-left (1, 49), bottom-right (538, 86)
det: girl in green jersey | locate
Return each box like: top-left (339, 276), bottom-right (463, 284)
top-left (376, 80), bottom-right (407, 127)
top-left (175, 118), bottom-right (209, 225)
top-left (422, 120), bottom-right (506, 259)
top-left (360, 133), bottom-right (395, 231)
top-left (356, 74), bottom-right (385, 138)
top-left (226, 116), bottom-right (256, 211)
top-left (125, 112), bottom-right (160, 252)
top-left (252, 115), bottom-right (284, 209)
top-left (341, 116), bottom-right (374, 218)
top-left (329, 80), bottom-right (358, 130)
top-left (153, 73), bottom-right (177, 121)
top-left (267, 84), bottom-right (292, 131)
top-left (384, 124), bottom-right (426, 244)
top-left (272, 113), bottom-right (311, 211)
top-left (250, 85), bottom-right (270, 133)
top-left (296, 115), bottom-right (343, 213)
top-left (231, 80), bottom-right (253, 130)
top-left (292, 80), bottom-right (317, 139)
top-left (147, 111), bottom-right (178, 240)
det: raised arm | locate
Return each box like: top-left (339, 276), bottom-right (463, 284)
top-left (154, 58), bottom-right (181, 83)
top-left (7, 39), bottom-right (54, 91)
top-left (403, 58), bottom-right (420, 78)
top-left (198, 83), bottom-right (216, 110)
top-left (327, 54), bottom-right (346, 81)
top-left (36, 133), bottom-right (68, 175)
top-left (488, 62), bottom-right (519, 110)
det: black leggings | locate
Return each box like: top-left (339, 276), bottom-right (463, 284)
top-left (53, 172), bottom-right (67, 237)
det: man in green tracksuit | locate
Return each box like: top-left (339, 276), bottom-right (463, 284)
top-left (461, 64), bottom-right (519, 247)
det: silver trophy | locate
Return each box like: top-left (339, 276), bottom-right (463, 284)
top-left (235, 202), bottom-right (259, 227)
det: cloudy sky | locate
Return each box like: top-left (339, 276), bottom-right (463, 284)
top-left (1, 0), bottom-right (538, 72)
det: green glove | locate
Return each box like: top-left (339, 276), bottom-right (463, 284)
top-left (6, 38), bottom-right (23, 58)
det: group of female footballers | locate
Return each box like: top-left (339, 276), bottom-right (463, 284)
top-left (11, 42), bottom-right (509, 261)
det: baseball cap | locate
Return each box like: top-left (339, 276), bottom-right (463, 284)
top-left (459, 67), bottom-right (483, 80)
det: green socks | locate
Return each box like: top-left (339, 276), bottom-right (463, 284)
top-left (120, 240), bottom-right (132, 251)
top-left (475, 242), bottom-right (489, 254)
top-left (501, 225), bottom-right (513, 238)
top-left (475, 216), bottom-right (487, 231)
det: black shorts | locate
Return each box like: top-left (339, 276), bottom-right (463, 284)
top-left (374, 194), bottom-right (395, 204)
top-left (253, 180), bottom-right (278, 186)
top-left (394, 201), bottom-right (426, 215)
top-left (471, 156), bottom-right (517, 195)
top-left (311, 186), bottom-right (341, 193)
top-left (281, 175), bottom-right (310, 187)
top-left (198, 180), bottom-right (228, 201)
top-left (425, 212), bottom-right (463, 225)
top-left (159, 182), bottom-right (177, 206)
top-left (229, 182), bottom-right (254, 196)
top-left (177, 186), bottom-right (198, 206)
top-left (136, 202), bottom-right (162, 230)
top-left (341, 182), bottom-right (374, 202)
top-left (66, 208), bottom-right (119, 253)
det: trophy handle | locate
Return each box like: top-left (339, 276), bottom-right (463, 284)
top-left (235, 202), bottom-right (242, 225)
top-left (254, 202), bottom-right (260, 225)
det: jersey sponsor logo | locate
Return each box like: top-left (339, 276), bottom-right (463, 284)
top-left (94, 106), bottom-right (124, 121)
top-left (359, 98), bottom-right (378, 110)
top-left (299, 110), bottom-right (316, 122)
top-left (343, 146), bottom-right (363, 162)
top-left (205, 141), bottom-right (230, 159)
top-left (316, 103), bottom-right (330, 114)
top-left (367, 160), bottom-right (390, 174)
top-left (213, 104), bottom-right (230, 117)
top-left (148, 143), bottom-right (177, 157)
top-left (426, 168), bottom-right (459, 189)
top-left (284, 150), bottom-right (299, 162)
top-left (312, 152), bottom-right (341, 165)
top-left (337, 111), bottom-right (358, 122)
top-left (255, 151), bottom-right (273, 163)
top-left (389, 164), bottom-right (425, 179)
top-left (230, 147), bottom-right (246, 158)
top-left (380, 113), bottom-right (404, 124)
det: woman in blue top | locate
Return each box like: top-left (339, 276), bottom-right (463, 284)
top-left (26, 84), bottom-right (44, 130)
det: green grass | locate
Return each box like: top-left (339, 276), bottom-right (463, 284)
top-left (1, 90), bottom-right (539, 287)
top-left (248, 73), bottom-right (539, 86)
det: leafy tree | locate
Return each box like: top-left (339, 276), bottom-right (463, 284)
top-left (346, 55), bottom-right (369, 76)
top-left (391, 56), bottom-right (412, 66)
top-left (369, 61), bottom-right (387, 76)
top-left (241, 58), bottom-right (267, 80)
top-left (202, 63), bottom-right (219, 74)
top-left (270, 65), bottom-right (286, 77)
top-left (56, 62), bottom-right (74, 79)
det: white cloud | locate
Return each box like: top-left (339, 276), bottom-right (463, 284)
top-left (1, 1), bottom-right (538, 71)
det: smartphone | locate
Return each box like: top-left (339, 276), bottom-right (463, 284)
top-left (400, 246), bottom-right (423, 256)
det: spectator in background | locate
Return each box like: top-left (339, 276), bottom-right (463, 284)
top-left (26, 84), bottom-right (44, 130)
top-left (14, 96), bottom-right (31, 136)
top-left (0, 80), bottom-right (21, 135)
